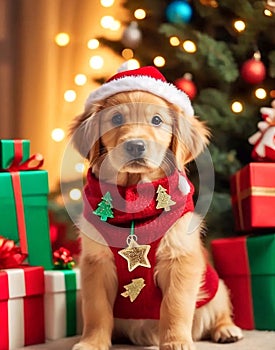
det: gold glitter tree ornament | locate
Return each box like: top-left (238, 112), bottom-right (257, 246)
top-left (156, 185), bottom-right (176, 211)
top-left (121, 278), bottom-right (146, 302)
top-left (118, 221), bottom-right (151, 272)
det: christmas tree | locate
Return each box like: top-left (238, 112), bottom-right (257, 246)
top-left (97, 0), bottom-right (275, 237)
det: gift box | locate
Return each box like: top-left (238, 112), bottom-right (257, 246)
top-left (44, 268), bottom-right (82, 340)
top-left (0, 140), bottom-right (30, 170)
top-left (211, 234), bottom-right (275, 330)
top-left (230, 163), bottom-right (275, 231)
top-left (0, 266), bottom-right (45, 350)
top-left (0, 139), bottom-right (53, 269)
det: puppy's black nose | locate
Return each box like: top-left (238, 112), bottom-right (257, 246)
top-left (124, 140), bottom-right (146, 157)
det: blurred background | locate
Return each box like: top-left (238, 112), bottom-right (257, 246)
top-left (0, 0), bottom-right (127, 188)
top-left (1, 0), bottom-right (275, 238)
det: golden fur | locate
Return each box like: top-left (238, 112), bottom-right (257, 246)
top-left (70, 91), bottom-right (243, 350)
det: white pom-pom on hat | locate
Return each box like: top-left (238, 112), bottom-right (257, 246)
top-left (85, 65), bottom-right (194, 117)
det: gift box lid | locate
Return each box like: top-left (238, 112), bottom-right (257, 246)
top-left (0, 140), bottom-right (30, 170)
top-left (211, 234), bottom-right (275, 276)
top-left (0, 171), bottom-right (49, 197)
top-left (44, 268), bottom-right (81, 293)
top-left (231, 162), bottom-right (275, 197)
top-left (0, 266), bottom-right (44, 301)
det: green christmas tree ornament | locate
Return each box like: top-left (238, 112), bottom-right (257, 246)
top-left (93, 191), bottom-right (114, 221)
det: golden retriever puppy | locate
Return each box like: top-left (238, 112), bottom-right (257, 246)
top-left (70, 66), bottom-right (243, 350)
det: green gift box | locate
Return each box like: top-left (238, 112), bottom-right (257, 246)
top-left (212, 233), bottom-right (275, 330)
top-left (0, 170), bottom-right (53, 269)
top-left (0, 138), bottom-right (53, 269)
top-left (0, 140), bottom-right (30, 169)
top-left (44, 268), bottom-right (82, 340)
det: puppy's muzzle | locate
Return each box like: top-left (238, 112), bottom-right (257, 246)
top-left (124, 139), bottom-right (146, 157)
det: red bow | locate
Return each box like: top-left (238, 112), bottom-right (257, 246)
top-left (53, 247), bottom-right (75, 270)
top-left (0, 236), bottom-right (27, 269)
top-left (7, 153), bottom-right (44, 171)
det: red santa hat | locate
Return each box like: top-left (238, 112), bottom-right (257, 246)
top-left (85, 65), bottom-right (194, 117)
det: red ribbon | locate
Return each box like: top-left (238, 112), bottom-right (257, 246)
top-left (6, 140), bottom-right (44, 257)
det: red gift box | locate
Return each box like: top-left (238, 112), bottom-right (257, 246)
top-left (230, 163), bottom-right (275, 231)
top-left (0, 266), bottom-right (45, 349)
top-left (211, 237), bottom-right (253, 329)
top-left (212, 234), bottom-right (275, 330)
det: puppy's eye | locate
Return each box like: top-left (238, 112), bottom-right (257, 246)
top-left (111, 113), bottom-right (124, 126)
top-left (151, 115), bottom-right (163, 126)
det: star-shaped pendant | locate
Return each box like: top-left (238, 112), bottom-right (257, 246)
top-left (118, 239), bottom-right (151, 272)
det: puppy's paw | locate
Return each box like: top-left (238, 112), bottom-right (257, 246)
top-left (72, 342), bottom-right (92, 350)
top-left (72, 342), bottom-right (109, 350)
top-left (160, 341), bottom-right (196, 350)
top-left (212, 324), bottom-right (243, 343)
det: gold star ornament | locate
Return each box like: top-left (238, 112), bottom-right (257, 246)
top-left (121, 278), bottom-right (146, 302)
top-left (118, 238), bottom-right (151, 272)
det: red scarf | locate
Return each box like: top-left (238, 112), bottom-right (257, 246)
top-left (83, 169), bottom-right (219, 319)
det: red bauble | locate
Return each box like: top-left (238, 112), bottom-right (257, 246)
top-left (49, 223), bottom-right (58, 243)
top-left (174, 77), bottom-right (197, 100)
top-left (241, 58), bottom-right (266, 84)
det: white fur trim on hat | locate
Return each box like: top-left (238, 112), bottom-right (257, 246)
top-left (85, 74), bottom-right (194, 117)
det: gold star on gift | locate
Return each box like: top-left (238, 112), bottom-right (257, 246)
top-left (121, 278), bottom-right (146, 302)
top-left (118, 240), bottom-right (151, 272)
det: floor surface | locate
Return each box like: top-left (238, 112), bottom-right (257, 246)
top-left (18, 331), bottom-right (275, 350)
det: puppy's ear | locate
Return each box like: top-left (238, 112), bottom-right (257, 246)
top-left (171, 107), bottom-right (210, 170)
top-left (69, 107), bottom-right (101, 164)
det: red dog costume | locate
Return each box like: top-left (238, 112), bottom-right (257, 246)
top-left (83, 169), bottom-right (219, 319)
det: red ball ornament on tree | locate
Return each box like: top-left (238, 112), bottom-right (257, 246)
top-left (241, 52), bottom-right (266, 85)
top-left (174, 73), bottom-right (197, 100)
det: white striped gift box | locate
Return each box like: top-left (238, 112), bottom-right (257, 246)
top-left (44, 268), bottom-right (82, 340)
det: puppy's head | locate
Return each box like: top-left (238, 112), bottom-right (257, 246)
top-left (70, 67), bottom-right (210, 181)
